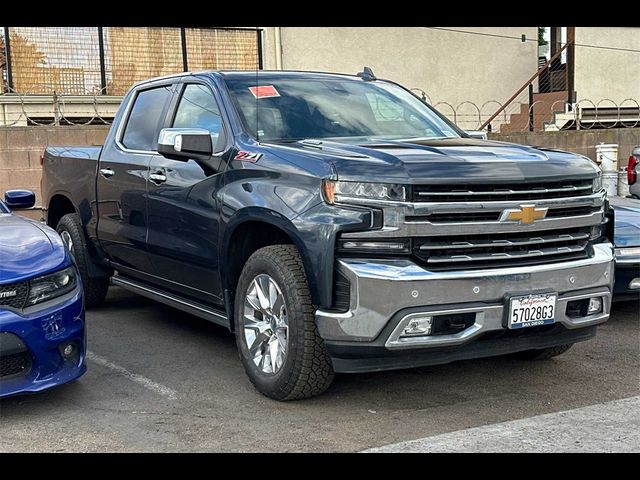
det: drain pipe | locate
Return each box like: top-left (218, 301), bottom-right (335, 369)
top-left (274, 27), bottom-right (283, 70)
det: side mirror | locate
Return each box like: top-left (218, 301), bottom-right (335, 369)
top-left (158, 128), bottom-right (213, 161)
top-left (465, 130), bottom-right (488, 140)
top-left (4, 189), bottom-right (36, 209)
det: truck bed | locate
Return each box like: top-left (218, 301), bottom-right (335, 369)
top-left (42, 145), bottom-right (103, 226)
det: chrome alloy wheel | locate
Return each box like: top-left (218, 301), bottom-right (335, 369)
top-left (242, 274), bottom-right (289, 374)
top-left (60, 230), bottom-right (74, 255)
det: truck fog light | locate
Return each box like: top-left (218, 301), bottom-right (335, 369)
top-left (403, 316), bottom-right (432, 336)
top-left (629, 278), bottom-right (640, 290)
top-left (62, 343), bottom-right (75, 359)
top-left (587, 297), bottom-right (603, 315)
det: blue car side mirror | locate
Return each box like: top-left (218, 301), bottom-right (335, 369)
top-left (4, 189), bottom-right (36, 210)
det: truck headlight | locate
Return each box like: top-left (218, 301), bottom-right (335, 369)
top-left (26, 266), bottom-right (78, 306)
top-left (592, 173), bottom-right (602, 193)
top-left (323, 180), bottom-right (407, 204)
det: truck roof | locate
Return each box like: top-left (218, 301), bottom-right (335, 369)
top-left (131, 70), bottom-right (370, 89)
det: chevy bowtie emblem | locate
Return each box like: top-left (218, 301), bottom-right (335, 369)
top-left (499, 205), bottom-right (548, 225)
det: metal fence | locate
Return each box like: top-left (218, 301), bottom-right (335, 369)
top-left (1, 26), bottom-right (262, 96)
top-left (411, 89), bottom-right (640, 133)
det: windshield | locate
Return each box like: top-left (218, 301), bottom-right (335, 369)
top-left (0, 200), bottom-right (8, 214)
top-left (225, 77), bottom-right (462, 143)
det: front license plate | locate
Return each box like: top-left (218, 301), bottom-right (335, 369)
top-left (508, 293), bottom-right (557, 329)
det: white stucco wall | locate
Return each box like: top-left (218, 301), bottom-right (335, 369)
top-left (261, 27), bottom-right (538, 128)
top-left (574, 27), bottom-right (640, 105)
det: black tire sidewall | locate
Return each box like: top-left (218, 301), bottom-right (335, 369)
top-left (56, 214), bottom-right (89, 281)
top-left (56, 213), bottom-right (109, 307)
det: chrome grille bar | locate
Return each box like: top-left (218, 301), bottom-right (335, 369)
top-left (426, 242), bottom-right (588, 264)
top-left (419, 231), bottom-right (591, 251)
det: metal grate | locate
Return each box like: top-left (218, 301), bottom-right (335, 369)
top-left (412, 179), bottom-right (593, 203)
top-left (3, 27), bottom-right (262, 96)
top-left (413, 227), bottom-right (594, 270)
top-left (0, 281), bottom-right (29, 309)
top-left (0, 352), bottom-right (31, 378)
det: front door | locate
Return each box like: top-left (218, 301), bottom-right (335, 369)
top-left (96, 83), bottom-right (175, 274)
top-left (146, 82), bottom-right (229, 303)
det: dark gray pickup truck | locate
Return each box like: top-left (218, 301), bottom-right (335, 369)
top-left (42, 70), bottom-right (614, 400)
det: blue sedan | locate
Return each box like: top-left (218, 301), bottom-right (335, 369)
top-left (0, 190), bottom-right (86, 398)
top-left (610, 196), bottom-right (640, 300)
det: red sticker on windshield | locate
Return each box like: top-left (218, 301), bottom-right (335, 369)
top-left (249, 85), bottom-right (280, 99)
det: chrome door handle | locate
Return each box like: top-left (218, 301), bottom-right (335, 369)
top-left (149, 172), bottom-right (167, 184)
top-left (99, 168), bottom-right (115, 179)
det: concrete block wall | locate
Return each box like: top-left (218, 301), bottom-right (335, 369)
top-left (2, 126), bottom-right (639, 215)
top-left (490, 128), bottom-right (640, 169)
top-left (0, 126), bottom-right (110, 207)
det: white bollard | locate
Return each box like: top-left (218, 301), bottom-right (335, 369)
top-left (618, 168), bottom-right (630, 197)
top-left (602, 171), bottom-right (619, 197)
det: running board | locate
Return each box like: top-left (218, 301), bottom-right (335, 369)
top-left (111, 276), bottom-right (229, 328)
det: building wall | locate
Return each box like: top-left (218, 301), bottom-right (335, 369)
top-left (491, 128), bottom-right (640, 168)
top-left (574, 27), bottom-right (640, 104)
top-left (262, 27), bottom-right (538, 128)
top-left (0, 126), bottom-right (109, 206)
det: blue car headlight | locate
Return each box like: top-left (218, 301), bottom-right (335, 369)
top-left (26, 266), bottom-right (78, 306)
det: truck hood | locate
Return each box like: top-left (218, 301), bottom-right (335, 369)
top-left (609, 197), bottom-right (640, 247)
top-left (0, 214), bottom-right (68, 284)
top-left (274, 138), bottom-right (599, 183)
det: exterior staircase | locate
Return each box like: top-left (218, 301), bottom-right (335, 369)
top-left (499, 91), bottom-right (567, 133)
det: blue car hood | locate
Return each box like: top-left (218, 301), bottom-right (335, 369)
top-left (0, 214), bottom-right (68, 283)
top-left (610, 197), bottom-right (640, 247)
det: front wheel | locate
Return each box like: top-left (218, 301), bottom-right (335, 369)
top-left (234, 245), bottom-right (335, 400)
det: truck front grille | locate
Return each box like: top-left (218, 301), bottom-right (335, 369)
top-left (413, 227), bottom-right (594, 270)
top-left (407, 205), bottom-right (600, 224)
top-left (412, 179), bottom-right (593, 203)
top-left (0, 281), bottom-right (29, 310)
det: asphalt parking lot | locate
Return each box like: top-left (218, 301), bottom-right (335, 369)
top-left (1, 287), bottom-right (638, 452)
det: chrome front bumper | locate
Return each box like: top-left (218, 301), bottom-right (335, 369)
top-left (316, 243), bottom-right (615, 347)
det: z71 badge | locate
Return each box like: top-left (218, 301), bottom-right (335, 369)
top-left (234, 151), bottom-right (263, 162)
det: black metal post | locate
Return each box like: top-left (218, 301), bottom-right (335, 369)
top-left (97, 27), bottom-right (107, 95)
top-left (256, 29), bottom-right (263, 70)
top-left (4, 27), bottom-right (14, 92)
top-left (528, 83), bottom-right (534, 132)
top-left (180, 28), bottom-right (188, 72)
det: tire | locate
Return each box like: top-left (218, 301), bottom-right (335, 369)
top-left (56, 213), bottom-right (110, 308)
top-left (234, 245), bottom-right (335, 400)
top-left (514, 343), bottom-right (573, 360)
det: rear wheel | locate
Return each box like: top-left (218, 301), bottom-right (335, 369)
top-left (514, 343), bottom-right (573, 360)
top-left (56, 213), bottom-right (110, 308)
top-left (234, 245), bottom-right (335, 400)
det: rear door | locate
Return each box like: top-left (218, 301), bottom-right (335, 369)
top-left (96, 83), bottom-right (176, 274)
top-left (146, 81), bottom-right (231, 303)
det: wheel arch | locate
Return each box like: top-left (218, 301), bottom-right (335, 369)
top-left (222, 209), bottom-right (319, 330)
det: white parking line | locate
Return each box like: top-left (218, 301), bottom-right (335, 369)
top-left (87, 351), bottom-right (178, 401)
top-left (363, 396), bottom-right (640, 453)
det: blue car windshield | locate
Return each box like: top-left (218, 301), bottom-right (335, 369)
top-left (0, 200), bottom-right (8, 213)
top-left (225, 77), bottom-right (462, 143)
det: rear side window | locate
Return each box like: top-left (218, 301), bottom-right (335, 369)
top-left (122, 85), bottom-right (174, 151)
